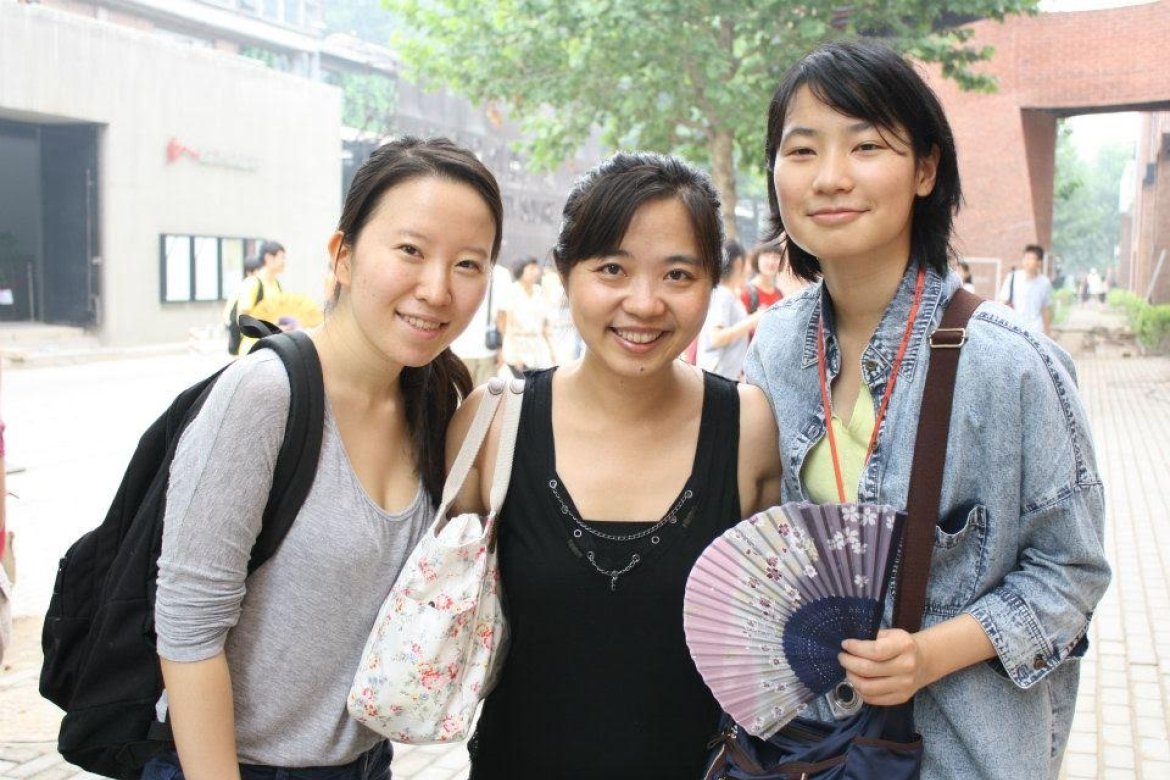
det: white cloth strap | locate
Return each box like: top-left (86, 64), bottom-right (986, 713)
top-left (437, 377), bottom-right (525, 520)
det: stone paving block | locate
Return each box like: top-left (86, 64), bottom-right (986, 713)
top-left (1140, 759), bottom-right (1170, 777)
top-left (0, 749), bottom-right (39, 766)
top-left (408, 769), bottom-right (456, 780)
top-left (1062, 751), bottom-right (1098, 778)
top-left (1133, 682), bottom-right (1163, 701)
top-left (1138, 716), bottom-right (1170, 740)
top-left (1067, 730), bottom-right (1098, 754)
top-left (1131, 665), bottom-right (1159, 682)
top-left (1102, 670), bottom-right (1128, 688)
top-left (1102, 745), bottom-right (1137, 770)
top-left (1104, 704), bottom-right (1134, 725)
top-left (1134, 697), bottom-right (1166, 718)
top-left (1139, 738), bottom-right (1170, 761)
top-left (434, 749), bottom-right (469, 770)
top-left (1102, 654), bottom-right (1128, 672)
top-left (25, 766), bottom-right (74, 780)
top-left (391, 751), bottom-right (437, 775)
top-left (1103, 724), bottom-right (1134, 746)
top-left (1104, 686), bottom-right (1131, 705)
top-left (4, 753), bottom-right (60, 779)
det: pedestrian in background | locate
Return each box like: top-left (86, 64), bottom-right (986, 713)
top-left (697, 239), bottom-right (761, 380)
top-left (145, 137), bottom-right (502, 780)
top-left (233, 241), bottom-right (287, 356)
top-left (452, 260), bottom-right (513, 385)
top-left (0, 363), bottom-right (10, 666)
top-left (742, 241), bottom-right (785, 315)
top-left (957, 259), bottom-right (976, 293)
top-left (446, 151), bottom-right (780, 778)
top-left (499, 256), bottom-right (553, 376)
top-left (747, 40), bottom-right (1108, 779)
top-left (224, 254), bottom-right (264, 355)
top-left (998, 244), bottom-right (1053, 335)
top-left (541, 264), bottom-right (581, 365)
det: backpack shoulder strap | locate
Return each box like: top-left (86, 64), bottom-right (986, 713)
top-left (747, 284), bottom-right (760, 314)
top-left (247, 330), bottom-right (325, 574)
top-left (892, 288), bottom-right (982, 633)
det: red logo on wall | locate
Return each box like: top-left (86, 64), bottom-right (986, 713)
top-left (166, 138), bottom-right (201, 164)
top-left (165, 138), bottom-right (258, 172)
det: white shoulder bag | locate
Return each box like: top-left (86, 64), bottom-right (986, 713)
top-left (348, 376), bottom-right (523, 744)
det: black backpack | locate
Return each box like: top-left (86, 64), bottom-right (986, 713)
top-left (39, 327), bottom-right (325, 779)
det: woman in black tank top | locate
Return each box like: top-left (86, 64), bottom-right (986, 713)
top-left (445, 152), bottom-right (782, 779)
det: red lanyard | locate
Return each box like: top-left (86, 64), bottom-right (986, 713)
top-left (816, 266), bottom-right (926, 503)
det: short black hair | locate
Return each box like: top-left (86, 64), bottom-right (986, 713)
top-left (259, 240), bottom-right (285, 260)
top-left (513, 256), bottom-right (541, 281)
top-left (764, 39), bottom-right (962, 282)
top-left (553, 151), bottom-right (723, 287)
top-left (721, 240), bottom-right (746, 277)
top-left (1024, 244), bottom-right (1045, 261)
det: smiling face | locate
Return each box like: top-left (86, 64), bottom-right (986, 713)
top-left (756, 250), bottom-right (783, 278)
top-left (773, 86), bottom-right (938, 277)
top-left (566, 196), bottom-right (711, 378)
top-left (331, 175), bottom-right (496, 370)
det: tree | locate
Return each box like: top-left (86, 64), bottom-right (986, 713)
top-left (384, 0), bottom-right (1038, 238)
top-left (1052, 122), bottom-right (1131, 276)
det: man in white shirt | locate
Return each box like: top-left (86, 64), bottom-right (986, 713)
top-left (998, 244), bottom-right (1053, 336)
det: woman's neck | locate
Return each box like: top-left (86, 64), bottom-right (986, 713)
top-left (820, 257), bottom-right (910, 342)
top-left (751, 273), bottom-right (776, 293)
top-left (520, 279), bottom-right (535, 295)
top-left (562, 354), bottom-right (693, 423)
top-left (313, 312), bottom-right (404, 402)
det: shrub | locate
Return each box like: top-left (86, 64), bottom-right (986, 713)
top-left (1134, 304), bottom-right (1170, 353)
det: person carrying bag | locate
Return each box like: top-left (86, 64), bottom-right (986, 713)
top-left (348, 376), bottom-right (523, 744)
top-left (702, 290), bottom-right (980, 779)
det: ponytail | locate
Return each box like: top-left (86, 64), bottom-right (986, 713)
top-left (400, 348), bottom-right (472, 507)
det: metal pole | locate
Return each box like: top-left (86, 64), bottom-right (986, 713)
top-left (1145, 249), bottom-right (1167, 303)
top-left (26, 261), bottom-right (35, 321)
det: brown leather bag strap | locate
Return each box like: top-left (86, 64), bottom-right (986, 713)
top-left (891, 288), bottom-right (982, 633)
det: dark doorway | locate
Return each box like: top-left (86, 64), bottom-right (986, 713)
top-left (0, 120), bottom-right (99, 325)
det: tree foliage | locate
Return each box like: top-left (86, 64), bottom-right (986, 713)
top-left (1052, 122), bottom-right (1132, 275)
top-left (336, 72), bottom-right (399, 137)
top-left (384, 0), bottom-right (1039, 236)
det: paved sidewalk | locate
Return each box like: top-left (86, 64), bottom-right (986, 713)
top-left (1059, 355), bottom-right (1170, 778)
top-left (2, 317), bottom-right (1167, 778)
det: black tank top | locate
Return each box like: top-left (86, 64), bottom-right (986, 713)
top-left (470, 368), bottom-right (742, 779)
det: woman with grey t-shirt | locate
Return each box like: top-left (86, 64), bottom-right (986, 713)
top-left (144, 138), bottom-right (504, 780)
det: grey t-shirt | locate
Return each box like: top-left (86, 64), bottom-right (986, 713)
top-left (156, 350), bottom-right (432, 765)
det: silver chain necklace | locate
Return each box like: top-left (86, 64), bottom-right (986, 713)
top-left (548, 479), bottom-right (693, 544)
top-left (549, 479), bottom-right (695, 590)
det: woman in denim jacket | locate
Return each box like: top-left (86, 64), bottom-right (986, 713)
top-left (745, 41), bottom-right (1110, 779)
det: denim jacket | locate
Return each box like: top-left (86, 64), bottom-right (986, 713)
top-left (745, 264), bottom-right (1110, 780)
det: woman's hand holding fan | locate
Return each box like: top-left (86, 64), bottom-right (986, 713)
top-left (683, 502), bottom-right (905, 738)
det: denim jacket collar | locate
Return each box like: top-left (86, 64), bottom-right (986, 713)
top-left (800, 262), bottom-right (952, 394)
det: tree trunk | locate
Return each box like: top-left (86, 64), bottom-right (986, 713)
top-left (709, 129), bottom-right (738, 241)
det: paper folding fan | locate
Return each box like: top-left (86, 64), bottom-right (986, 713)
top-left (683, 502), bottom-right (905, 739)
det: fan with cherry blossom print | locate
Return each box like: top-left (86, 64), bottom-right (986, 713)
top-left (683, 502), bottom-right (906, 739)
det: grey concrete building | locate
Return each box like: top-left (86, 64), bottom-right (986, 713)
top-left (0, 1), bottom-right (342, 345)
top-left (0, 0), bottom-right (591, 346)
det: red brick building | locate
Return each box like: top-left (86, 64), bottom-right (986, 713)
top-left (923, 0), bottom-right (1170, 300)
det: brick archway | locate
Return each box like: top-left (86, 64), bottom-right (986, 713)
top-left (926, 0), bottom-right (1170, 284)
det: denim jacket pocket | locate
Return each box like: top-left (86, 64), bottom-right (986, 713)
top-left (925, 504), bottom-right (990, 615)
